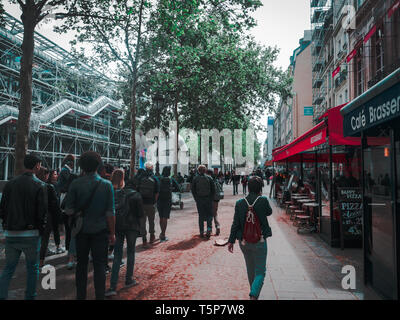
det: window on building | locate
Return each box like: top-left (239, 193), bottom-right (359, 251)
top-left (355, 45), bottom-right (364, 96)
top-left (392, 8), bottom-right (400, 68)
top-left (373, 23), bottom-right (385, 78)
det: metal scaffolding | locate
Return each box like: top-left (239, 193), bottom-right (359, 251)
top-left (0, 13), bottom-right (134, 180)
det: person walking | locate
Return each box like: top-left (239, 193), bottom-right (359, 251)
top-left (105, 169), bottom-right (143, 297)
top-left (36, 167), bottom-right (63, 269)
top-left (207, 170), bottom-right (223, 236)
top-left (228, 176), bottom-right (272, 300)
top-left (157, 166), bottom-right (180, 242)
top-left (137, 162), bottom-right (159, 246)
top-left (241, 174), bottom-right (248, 195)
top-left (0, 154), bottom-right (47, 300)
top-left (191, 165), bottom-right (215, 238)
top-left (65, 151), bottom-right (116, 300)
top-left (57, 154), bottom-right (78, 270)
top-left (232, 171), bottom-right (241, 195)
top-left (47, 169), bottom-right (64, 254)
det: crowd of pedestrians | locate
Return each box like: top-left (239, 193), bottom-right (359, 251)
top-left (0, 151), bottom-right (273, 300)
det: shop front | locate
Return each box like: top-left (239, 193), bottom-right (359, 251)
top-left (273, 105), bottom-right (362, 248)
top-left (341, 68), bottom-right (400, 300)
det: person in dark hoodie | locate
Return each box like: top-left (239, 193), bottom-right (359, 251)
top-left (191, 165), bottom-right (215, 238)
top-left (157, 166), bottom-right (180, 242)
top-left (105, 169), bottom-right (144, 297)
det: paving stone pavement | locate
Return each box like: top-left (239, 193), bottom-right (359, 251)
top-left (0, 183), bottom-right (381, 300)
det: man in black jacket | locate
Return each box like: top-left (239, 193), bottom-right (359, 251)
top-left (191, 165), bottom-right (215, 238)
top-left (0, 154), bottom-right (48, 300)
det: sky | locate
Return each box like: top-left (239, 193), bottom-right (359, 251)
top-left (4, 0), bottom-right (311, 160)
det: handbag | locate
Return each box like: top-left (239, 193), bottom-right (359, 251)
top-left (70, 181), bottom-right (101, 237)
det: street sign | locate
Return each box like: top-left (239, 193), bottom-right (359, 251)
top-left (304, 106), bottom-right (314, 116)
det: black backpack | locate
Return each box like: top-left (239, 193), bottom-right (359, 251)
top-left (196, 175), bottom-right (211, 197)
top-left (139, 175), bottom-right (156, 200)
top-left (214, 180), bottom-right (224, 201)
top-left (159, 177), bottom-right (172, 201)
top-left (114, 189), bottom-right (137, 232)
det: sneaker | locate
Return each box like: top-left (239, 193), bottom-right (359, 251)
top-left (120, 261), bottom-right (125, 268)
top-left (66, 261), bottom-right (75, 270)
top-left (105, 265), bottom-right (111, 274)
top-left (108, 253), bottom-right (114, 260)
top-left (56, 247), bottom-right (65, 254)
top-left (46, 248), bottom-right (56, 256)
top-left (199, 233), bottom-right (204, 238)
top-left (206, 230), bottom-right (211, 238)
top-left (124, 279), bottom-right (138, 288)
top-left (160, 237), bottom-right (169, 243)
top-left (142, 236), bottom-right (147, 245)
top-left (105, 288), bottom-right (117, 297)
top-left (216, 228), bottom-right (220, 236)
top-left (150, 234), bottom-right (155, 243)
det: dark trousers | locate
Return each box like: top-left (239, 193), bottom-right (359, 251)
top-left (233, 183), bottom-right (239, 195)
top-left (63, 214), bottom-right (71, 251)
top-left (75, 230), bottom-right (108, 300)
top-left (110, 230), bottom-right (139, 289)
top-left (40, 211), bottom-right (61, 261)
top-left (242, 185), bottom-right (247, 194)
top-left (195, 198), bottom-right (213, 234)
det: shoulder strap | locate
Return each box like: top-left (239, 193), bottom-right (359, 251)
top-left (243, 196), bottom-right (261, 208)
top-left (79, 181), bottom-right (101, 217)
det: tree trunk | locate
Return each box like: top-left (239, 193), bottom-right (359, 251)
top-left (129, 84), bottom-right (137, 179)
top-left (173, 101), bottom-right (179, 175)
top-left (15, 7), bottom-right (36, 176)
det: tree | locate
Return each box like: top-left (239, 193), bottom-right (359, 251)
top-left (56, 0), bottom-right (160, 178)
top-left (136, 0), bottom-right (291, 172)
top-left (8, 0), bottom-right (70, 175)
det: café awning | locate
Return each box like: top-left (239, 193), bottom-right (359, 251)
top-left (273, 121), bottom-right (328, 162)
top-left (319, 103), bottom-right (361, 146)
top-left (273, 104), bottom-right (361, 162)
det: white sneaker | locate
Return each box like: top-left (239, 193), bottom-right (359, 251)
top-left (105, 288), bottom-right (117, 297)
top-left (108, 253), bottom-right (114, 260)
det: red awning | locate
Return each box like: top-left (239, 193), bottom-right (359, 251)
top-left (319, 103), bottom-right (361, 146)
top-left (273, 104), bottom-right (362, 163)
top-left (273, 121), bottom-right (328, 162)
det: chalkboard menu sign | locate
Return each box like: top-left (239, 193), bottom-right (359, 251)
top-left (338, 188), bottom-right (362, 250)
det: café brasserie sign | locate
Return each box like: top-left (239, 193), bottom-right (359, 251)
top-left (343, 81), bottom-right (400, 136)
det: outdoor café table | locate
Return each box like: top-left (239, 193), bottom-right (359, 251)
top-left (297, 199), bottom-right (314, 203)
top-left (303, 202), bottom-right (325, 232)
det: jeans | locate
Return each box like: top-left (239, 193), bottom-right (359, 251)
top-left (242, 185), bottom-right (247, 194)
top-left (0, 236), bottom-right (41, 300)
top-left (75, 230), bottom-right (108, 300)
top-left (110, 230), bottom-right (139, 290)
top-left (239, 239), bottom-right (268, 299)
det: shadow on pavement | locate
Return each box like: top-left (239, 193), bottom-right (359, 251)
top-left (165, 236), bottom-right (203, 251)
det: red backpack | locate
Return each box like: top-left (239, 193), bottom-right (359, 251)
top-left (243, 196), bottom-right (262, 243)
